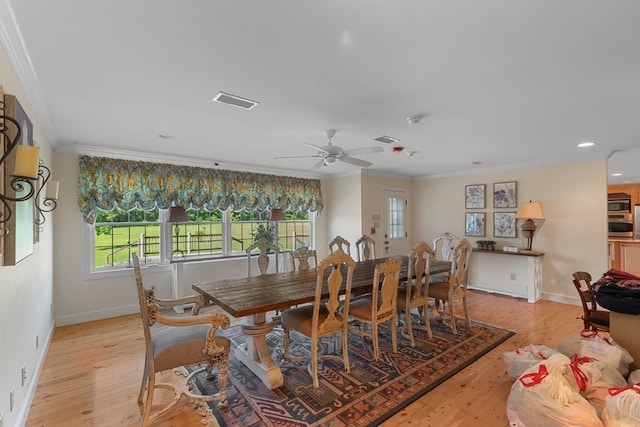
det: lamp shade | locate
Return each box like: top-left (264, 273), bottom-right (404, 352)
top-left (516, 201), bottom-right (544, 220)
top-left (166, 206), bottom-right (188, 223)
top-left (269, 208), bottom-right (284, 221)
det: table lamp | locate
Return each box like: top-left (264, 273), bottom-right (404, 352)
top-left (166, 205), bottom-right (188, 255)
top-left (516, 201), bottom-right (544, 251)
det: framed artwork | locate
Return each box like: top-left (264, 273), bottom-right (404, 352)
top-left (465, 184), bottom-right (485, 209)
top-left (494, 212), bottom-right (517, 238)
top-left (493, 181), bottom-right (517, 208)
top-left (465, 212), bottom-right (485, 237)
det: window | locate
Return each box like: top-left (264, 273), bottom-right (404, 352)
top-left (88, 208), bottom-right (313, 273)
top-left (388, 197), bottom-right (405, 238)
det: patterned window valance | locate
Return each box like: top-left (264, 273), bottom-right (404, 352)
top-left (77, 155), bottom-right (323, 223)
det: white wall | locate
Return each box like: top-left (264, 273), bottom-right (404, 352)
top-left (412, 160), bottom-right (609, 302)
top-left (0, 48), bottom-right (55, 427)
top-left (323, 174), bottom-right (362, 256)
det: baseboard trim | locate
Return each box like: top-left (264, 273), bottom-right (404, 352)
top-left (55, 304), bottom-right (139, 326)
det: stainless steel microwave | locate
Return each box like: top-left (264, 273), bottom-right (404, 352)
top-left (608, 194), bottom-right (632, 213)
top-left (608, 212), bottom-right (634, 238)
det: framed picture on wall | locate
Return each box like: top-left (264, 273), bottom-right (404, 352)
top-left (465, 184), bottom-right (485, 209)
top-left (494, 212), bottom-right (517, 238)
top-left (493, 181), bottom-right (517, 208)
top-left (465, 212), bottom-right (485, 236)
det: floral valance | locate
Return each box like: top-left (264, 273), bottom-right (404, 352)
top-left (77, 155), bottom-right (323, 223)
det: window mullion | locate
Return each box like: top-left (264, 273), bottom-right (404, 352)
top-left (222, 209), bottom-right (232, 255)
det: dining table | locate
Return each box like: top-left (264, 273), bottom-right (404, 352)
top-left (193, 255), bottom-right (452, 389)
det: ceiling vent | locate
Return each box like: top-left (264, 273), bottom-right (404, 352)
top-left (374, 135), bottom-right (400, 144)
top-left (212, 91), bottom-right (259, 110)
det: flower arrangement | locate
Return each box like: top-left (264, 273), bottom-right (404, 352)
top-left (476, 240), bottom-right (496, 251)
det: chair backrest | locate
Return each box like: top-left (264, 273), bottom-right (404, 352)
top-left (432, 232), bottom-right (460, 262)
top-left (407, 241), bottom-right (434, 304)
top-left (355, 234), bottom-right (376, 261)
top-left (329, 235), bottom-right (351, 256)
top-left (448, 239), bottom-right (473, 295)
top-left (246, 237), bottom-right (280, 276)
top-left (572, 271), bottom-right (598, 314)
top-left (132, 253), bottom-right (157, 365)
top-left (371, 257), bottom-right (403, 316)
top-left (290, 246), bottom-right (317, 271)
top-left (312, 249), bottom-right (355, 338)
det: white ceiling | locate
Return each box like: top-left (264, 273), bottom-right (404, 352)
top-left (2, 0), bottom-right (639, 182)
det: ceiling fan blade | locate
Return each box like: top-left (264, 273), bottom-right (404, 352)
top-left (342, 146), bottom-right (384, 156)
top-left (274, 155), bottom-right (322, 159)
top-left (311, 159), bottom-right (326, 169)
top-left (304, 143), bottom-right (330, 155)
top-left (340, 156), bottom-right (372, 168)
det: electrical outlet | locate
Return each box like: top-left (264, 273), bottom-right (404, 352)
top-left (9, 389), bottom-right (14, 412)
top-left (21, 366), bottom-right (27, 386)
top-left (510, 273), bottom-right (516, 281)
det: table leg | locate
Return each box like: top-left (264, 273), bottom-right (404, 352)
top-left (234, 313), bottom-right (284, 390)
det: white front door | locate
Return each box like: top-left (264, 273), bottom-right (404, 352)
top-left (382, 190), bottom-right (408, 256)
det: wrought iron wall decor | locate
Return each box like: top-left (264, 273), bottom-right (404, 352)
top-left (34, 160), bottom-right (59, 229)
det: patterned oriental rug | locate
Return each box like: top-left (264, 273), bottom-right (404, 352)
top-left (191, 317), bottom-right (514, 427)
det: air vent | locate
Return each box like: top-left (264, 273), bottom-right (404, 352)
top-left (374, 135), bottom-right (400, 144)
top-left (212, 92), bottom-right (259, 110)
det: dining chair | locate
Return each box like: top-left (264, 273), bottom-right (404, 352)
top-left (290, 246), bottom-right (318, 271)
top-left (397, 241), bottom-right (434, 347)
top-left (430, 232), bottom-right (460, 283)
top-left (428, 239), bottom-right (472, 335)
top-left (329, 235), bottom-right (351, 256)
top-left (349, 257), bottom-right (403, 361)
top-left (355, 234), bottom-right (376, 261)
top-left (281, 249), bottom-right (355, 388)
top-left (246, 236), bottom-right (280, 276)
top-left (572, 271), bottom-right (610, 332)
top-left (132, 254), bottom-right (230, 426)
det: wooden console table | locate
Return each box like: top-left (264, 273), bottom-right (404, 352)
top-left (469, 249), bottom-right (544, 303)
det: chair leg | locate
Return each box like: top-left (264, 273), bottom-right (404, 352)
top-left (141, 373), bottom-right (155, 426)
top-left (341, 329), bottom-right (350, 374)
top-left (422, 302), bottom-right (433, 339)
top-left (390, 317), bottom-right (398, 354)
top-left (311, 338), bottom-right (319, 388)
top-left (463, 295), bottom-right (471, 327)
top-left (138, 354), bottom-right (149, 405)
top-left (448, 299), bottom-right (458, 335)
top-left (282, 327), bottom-right (290, 363)
top-left (405, 309), bottom-right (416, 347)
top-left (216, 357), bottom-right (229, 409)
top-left (372, 323), bottom-right (380, 362)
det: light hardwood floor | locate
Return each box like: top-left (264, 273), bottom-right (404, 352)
top-left (26, 291), bottom-right (584, 426)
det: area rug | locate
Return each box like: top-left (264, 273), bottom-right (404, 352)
top-left (190, 316), bottom-right (514, 427)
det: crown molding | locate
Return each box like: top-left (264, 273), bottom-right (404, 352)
top-left (0, 0), bottom-right (59, 148)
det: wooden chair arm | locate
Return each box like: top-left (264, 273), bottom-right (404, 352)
top-left (145, 289), bottom-right (206, 314)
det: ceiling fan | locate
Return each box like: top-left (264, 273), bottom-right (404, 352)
top-left (275, 129), bottom-right (384, 169)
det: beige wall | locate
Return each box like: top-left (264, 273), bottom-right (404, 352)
top-left (412, 160), bottom-right (608, 302)
top-left (323, 174), bottom-right (362, 257)
top-left (0, 46), bottom-right (55, 426)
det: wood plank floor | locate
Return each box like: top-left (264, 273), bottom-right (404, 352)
top-left (25, 291), bottom-right (584, 426)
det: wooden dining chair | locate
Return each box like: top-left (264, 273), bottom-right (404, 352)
top-left (246, 236), bottom-right (280, 276)
top-left (355, 234), bottom-right (376, 261)
top-left (329, 235), bottom-right (351, 256)
top-left (290, 246), bottom-right (317, 271)
top-left (428, 239), bottom-right (472, 335)
top-left (431, 232), bottom-right (460, 283)
top-left (132, 254), bottom-right (230, 426)
top-left (349, 257), bottom-right (403, 361)
top-left (572, 271), bottom-right (610, 332)
top-left (397, 241), bottom-right (434, 347)
top-left (281, 249), bottom-right (355, 388)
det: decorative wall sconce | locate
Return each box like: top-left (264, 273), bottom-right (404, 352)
top-left (1, 115), bottom-right (40, 235)
top-left (34, 160), bottom-right (59, 228)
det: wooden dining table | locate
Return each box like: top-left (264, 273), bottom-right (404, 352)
top-left (193, 255), bottom-right (452, 389)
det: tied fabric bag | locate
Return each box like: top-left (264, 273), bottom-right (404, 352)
top-left (593, 268), bottom-right (640, 315)
top-left (629, 369), bottom-right (640, 385)
top-left (568, 355), bottom-right (628, 418)
top-left (602, 383), bottom-right (640, 427)
top-left (558, 330), bottom-right (634, 377)
top-left (507, 353), bottom-right (603, 427)
top-left (503, 344), bottom-right (559, 379)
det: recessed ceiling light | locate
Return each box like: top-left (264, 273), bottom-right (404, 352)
top-left (577, 141), bottom-right (595, 148)
top-left (212, 91), bottom-right (259, 110)
top-left (374, 135), bottom-right (400, 144)
top-left (611, 173), bottom-right (623, 176)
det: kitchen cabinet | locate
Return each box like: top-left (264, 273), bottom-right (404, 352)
top-left (608, 241), bottom-right (617, 269)
top-left (620, 242), bottom-right (640, 276)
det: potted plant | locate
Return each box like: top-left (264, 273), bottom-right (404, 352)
top-left (476, 240), bottom-right (496, 250)
top-left (253, 223), bottom-right (273, 243)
